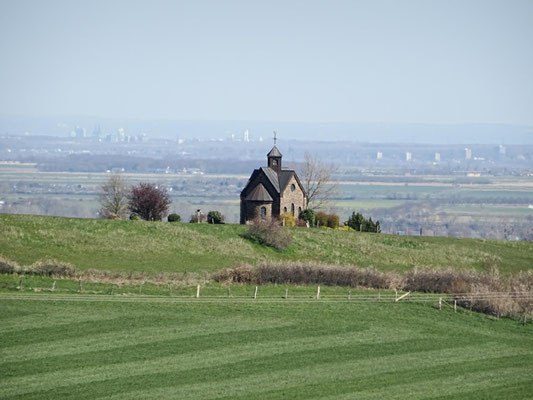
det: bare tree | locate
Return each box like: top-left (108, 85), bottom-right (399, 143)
top-left (300, 152), bottom-right (337, 210)
top-left (98, 174), bottom-right (130, 219)
top-left (129, 183), bottom-right (171, 221)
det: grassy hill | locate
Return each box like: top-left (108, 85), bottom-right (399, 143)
top-left (1, 213), bottom-right (532, 399)
top-left (1, 294), bottom-right (532, 399)
top-left (0, 214), bottom-right (532, 274)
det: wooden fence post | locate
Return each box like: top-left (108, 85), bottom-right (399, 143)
top-left (254, 286), bottom-right (258, 299)
top-left (454, 300), bottom-right (457, 313)
top-left (395, 289), bottom-right (398, 301)
top-left (395, 291), bottom-right (411, 302)
top-left (317, 286), bottom-right (320, 300)
top-left (78, 279), bottom-right (83, 293)
top-left (438, 297), bottom-right (442, 311)
top-left (196, 284), bottom-right (200, 298)
top-left (52, 281), bottom-right (56, 292)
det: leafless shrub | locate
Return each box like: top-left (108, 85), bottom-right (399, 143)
top-left (244, 217), bottom-right (292, 250)
top-left (213, 262), bottom-right (532, 321)
top-left (510, 271), bottom-right (533, 323)
top-left (404, 268), bottom-right (494, 293)
top-left (78, 269), bottom-right (208, 286)
top-left (255, 262), bottom-right (400, 289)
top-left (29, 259), bottom-right (76, 277)
top-left (213, 262), bottom-right (400, 289)
top-left (212, 265), bottom-right (257, 284)
top-left (0, 256), bottom-right (19, 274)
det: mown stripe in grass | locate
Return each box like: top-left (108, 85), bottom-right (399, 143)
top-left (1, 321), bottom-right (370, 378)
top-left (6, 353), bottom-right (532, 400)
top-left (1, 341), bottom-right (528, 398)
top-left (200, 360), bottom-right (533, 400)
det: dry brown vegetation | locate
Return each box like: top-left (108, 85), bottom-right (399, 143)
top-left (0, 256), bottom-right (207, 285)
top-left (0, 256), bottom-right (74, 277)
top-left (244, 217), bottom-right (292, 250)
top-left (2, 253), bottom-right (532, 321)
top-left (214, 262), bottom-right (533, 321)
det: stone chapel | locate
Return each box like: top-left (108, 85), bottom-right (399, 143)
top-left (240, 143), bottom-right (307, 224)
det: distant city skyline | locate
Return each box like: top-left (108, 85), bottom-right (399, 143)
top-left (1, 0), bottom-right (533, 127)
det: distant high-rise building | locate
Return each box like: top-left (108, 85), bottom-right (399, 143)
top-left (72, 125), bottom-right (86, 138)
top-left (243, 130), bottom-right (250, 142)
top-left (434, 152), bottom-right (441, 162)
top-left (117, 128), bottom-right (126, 142)
top-left (405, 152), bottom-right (412, 161)
top-left (465, 147), bottom-right (472, 160)
top-left (498, 144), bottom-right (506, 157)
top-left (92, 125), bottom-right (102, 138)
top-left (376, 151), bottom-right (383, 160)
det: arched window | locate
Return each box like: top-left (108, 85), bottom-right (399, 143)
top-left (290, 184), bottom-right (296, 192)
top-left (260, 206), bottom-right (267, 219)
top-left (283, 207), bottom-right (287, 213)
top-left (291, 203), bottom-right (295, 216)
top-left (298, 207), bottom-right (302, 215)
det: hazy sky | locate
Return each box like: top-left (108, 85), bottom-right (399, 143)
top-left (1, 0), bottom-right (532, 125)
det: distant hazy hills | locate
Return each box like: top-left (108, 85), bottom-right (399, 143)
top-left (1, 115), bottom-right (532, 144)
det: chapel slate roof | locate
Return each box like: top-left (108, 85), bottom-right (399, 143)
top-left (278, 170), bottom-right (294, 192)
top-left (267, 146), bottom-right (282, 157)
top-left (245, 183), bottom-right (273, 201)
top-left (258, 167), bottom-right (296, 194)
top-left (260, 167), bottom-right (280, 192)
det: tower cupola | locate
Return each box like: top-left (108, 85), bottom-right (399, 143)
top-left (267, 146), bottom-right (282, 172)
top-left (267, 131), bottom-right (282, 172)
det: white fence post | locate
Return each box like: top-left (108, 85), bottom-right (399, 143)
top-left (196, 284), bottom-right (200, 298)
top-left (317, 286), bottom-right (320, 300)
top-left (254, 286), bottom-right (258, 299)
top-left (439, 297), bottom-right (442, 311)
top-left (454, 300), bottom-right (457, 313)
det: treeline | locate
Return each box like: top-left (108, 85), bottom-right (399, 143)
top-left (34, 154), bottom-right (260, 174)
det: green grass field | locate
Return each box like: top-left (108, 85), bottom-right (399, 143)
top-left (0, 294), bottom-right (532, 400)
top-left (1, 214), bottom-right (532, 274)
top-left (1, 212), bottom-right (532, 399)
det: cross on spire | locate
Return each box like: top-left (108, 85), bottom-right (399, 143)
top-left (273, 131), bottom-right (277, 145)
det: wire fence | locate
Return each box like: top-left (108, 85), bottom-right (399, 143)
top-left (2, 277), bottom-right (532, 305)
